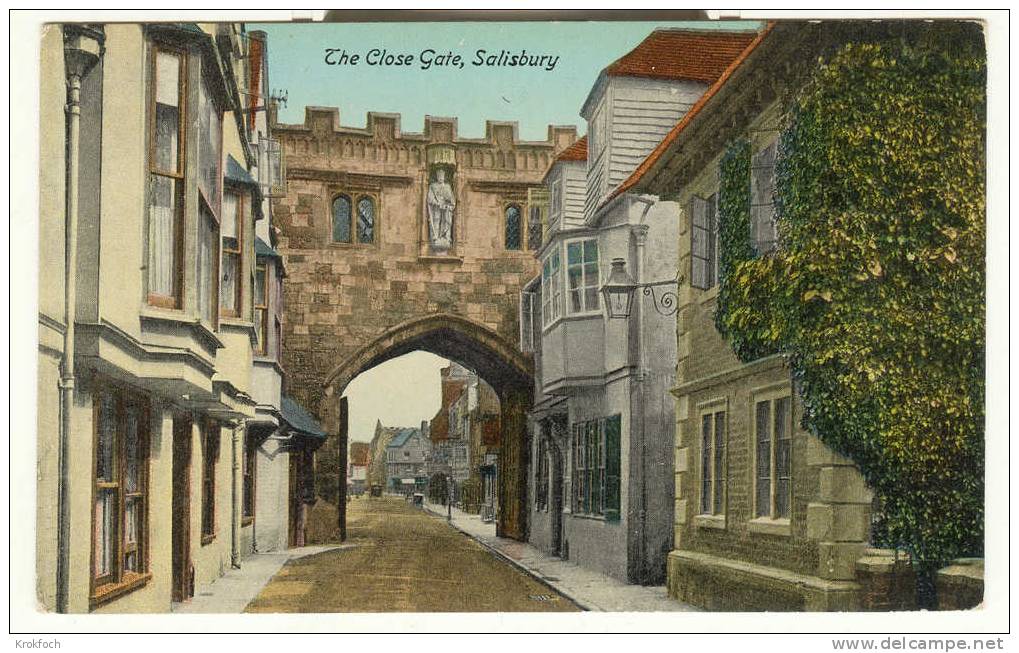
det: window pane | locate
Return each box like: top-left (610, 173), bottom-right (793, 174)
top-left (713, 411), bottom-right (725, 515)
top-left (221, 193), bottom-right (238, 242)
top-left (755, 400), bottom-right (771, 518)
top-left (357, 196), bottom-right (374, 243)
top-left (197, 206), bottom-right (218, 323)
top-left (528, 206), bottom-right (543, 250)
top-left (95, 490), bottom-right (117, 577)
top-left (775, 396), bottom-right (792, 519)
top-left (701, 414), bottom-right (711, 514)
top-left (96, 393), bottom-right (117, 482)
top-left (148, 175), bottom-right (180, 298)
top-left (198, 76), bottom-right (222, 211)
top-left (123, 403), bottom-right (140, 493)
top-left (221, 252), bottom-right (239, 312)
top-left (566, 242), bottom-right (582, 265)
top-left (332, 196), bottom-right (351, 243)
top-left (505, 205), bottom-right (521, 250)
top-left (153, 52), bottom-right (180, 173)
top-left (583, 239), bottom-right (598, 263)
top-left (125, 497), bottom-right (140, 549)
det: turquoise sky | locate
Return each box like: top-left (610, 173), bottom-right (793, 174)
top-left (253, 21), bottom-right (760, 140)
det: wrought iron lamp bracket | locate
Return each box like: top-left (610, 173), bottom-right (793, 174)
top-left (639, 274), bottom-right (684, 316)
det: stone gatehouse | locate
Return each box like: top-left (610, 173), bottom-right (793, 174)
top-left (271, 106), bottom-right (577, 537)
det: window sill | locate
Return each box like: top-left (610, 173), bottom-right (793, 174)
top-left (692, 514), bottom-right (726, 530)
top-left (418, 253), bottom-right (463, 264)
top-left (541, 311), bottom-right (603, 333)
top-left (570, 512), bottom-right (607, 522)
top-left (90, 572), bottom-right (152, 610)
top-left (748, 517), bottom-right (791, 537)
top-left (201, 533), bottom-right (216, 546)
top-left (328, 241), bottom-right (377, 249)
top-left (698, 285), bottom-right (720, 306)
top-left (140, 308), bottom-right (225, 350)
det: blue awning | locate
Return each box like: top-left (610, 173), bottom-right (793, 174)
top-left (281, 396), bottom-right (327, 440)
top-left (255, 236), bottom-right (282, 260)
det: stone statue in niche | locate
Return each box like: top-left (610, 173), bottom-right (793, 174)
top-left (426, 167), bottom-right (456, 250)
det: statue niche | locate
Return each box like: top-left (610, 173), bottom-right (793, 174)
top-left (425, 143), bottom-right (458, 253)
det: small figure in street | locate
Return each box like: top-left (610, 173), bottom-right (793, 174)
top-left (427, 167), bottom-right (455, 250)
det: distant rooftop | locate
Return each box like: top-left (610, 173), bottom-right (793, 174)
top-left (603, 28), bottom-right (760, 84)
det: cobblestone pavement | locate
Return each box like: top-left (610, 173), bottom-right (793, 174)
top-left (244, 496), bottom-right (580, 612)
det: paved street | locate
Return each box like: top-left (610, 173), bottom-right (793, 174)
top-left (244, 496), bottom-right (580, 612)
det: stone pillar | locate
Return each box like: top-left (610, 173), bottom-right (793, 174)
top-left (805, 433), bottom-right (873, 582)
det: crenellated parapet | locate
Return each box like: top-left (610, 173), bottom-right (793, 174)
top-left (273, 106), bottom-right (577, 172)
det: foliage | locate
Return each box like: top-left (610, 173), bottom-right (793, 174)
top-left (715, 23), bottom-right (986, 598)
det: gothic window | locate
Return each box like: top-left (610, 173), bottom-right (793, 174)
top-left (332, 194), bottom-right (352, 243)
top-left (505, 204), bottom-right (522, 250)
top-left (356, 195), bottom-right (375, 244)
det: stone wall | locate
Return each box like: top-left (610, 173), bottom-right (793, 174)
top-left (272, 107), bottom-right (576, 414)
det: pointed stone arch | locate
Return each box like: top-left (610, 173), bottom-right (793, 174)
top-left (317, 313), bottom-right (533, 540)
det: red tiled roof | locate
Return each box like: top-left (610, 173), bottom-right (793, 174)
top-left (606, 23), bottom-right (776, 203)
top-left (604, 28), bottom-right (759, 84)
top-left (556, 136), bottom-right (587, 162)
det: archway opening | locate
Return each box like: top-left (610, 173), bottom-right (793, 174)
top-left (316, 314), bottom-right (533, 541)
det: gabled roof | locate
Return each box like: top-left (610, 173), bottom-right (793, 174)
top-left (603, 28), bottom-right (759, 84)
top-left (387, 427), bottom-right (421, 449)
top-left (581, 27), bottom-right (760, 117)
top-left (605, 22), bottom-right (776, 205)
top-left (556, 136), bottom-right (588, 162)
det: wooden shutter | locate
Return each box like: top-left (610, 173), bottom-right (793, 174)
top-left (603, 414), bottom-right (621, 522)
top-left (690, 196), bottom-right (711, 289)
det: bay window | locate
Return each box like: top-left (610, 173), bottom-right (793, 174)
top-left (92, 387), bottom-right (150, 603)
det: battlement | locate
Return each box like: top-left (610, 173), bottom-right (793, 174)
top-left (273, 106), bottom-right (577, 151)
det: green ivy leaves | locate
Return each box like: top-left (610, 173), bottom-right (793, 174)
top-left (714, 23), bottom-right (986, 569)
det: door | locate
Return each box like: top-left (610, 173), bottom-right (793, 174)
top-left (171, 417), bottom-right (193, 603)
top-left (550, 443), bottom-right (564, 556)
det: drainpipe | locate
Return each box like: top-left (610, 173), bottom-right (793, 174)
top-left (231, 421), bottom-right (243, 567)
top-left (56, 25), bottom-right (103, 613)
top-left (631, 194), bottom-right (657, 584)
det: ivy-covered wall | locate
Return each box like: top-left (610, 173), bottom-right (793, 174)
top-left (714, 22), bottom-right (986, 602)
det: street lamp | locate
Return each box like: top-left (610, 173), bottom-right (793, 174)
top-left (600, 257), bottom-right (681, 319)
top-left (601, 258), bottom-right (638, 319)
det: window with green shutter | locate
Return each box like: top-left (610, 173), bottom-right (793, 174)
top-left (569, 414), bottom-right (621, 521)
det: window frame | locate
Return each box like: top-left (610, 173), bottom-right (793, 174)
top-left (195, 64), bottom-right (224, 329)
top-left (200, 419), bottom-right (220, 544)
top-left (540, 248), bottom-right (563, 328)
top-left (90, 385), bottom-right (152, 607)
top-left (751, 387), bottom-right (793, 523)
top-left (330, 191), bottom-right (379, 246)
top-left (750, 140), bottom-right (779, 256)
top-left (219, 189), bottom-right (244, 318)
top-left (504, 202), bottom-right (523, 251)
top-left (253, 262), bottom-right (269, 355)
top-left (146, 43), bottom-right (187, 309)
top-left (698, 399), bottom-right (727, 517)
top-left (564, 236), bottom-right (601, 316)
top-left (570, 416), bottom-right (619, 519)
